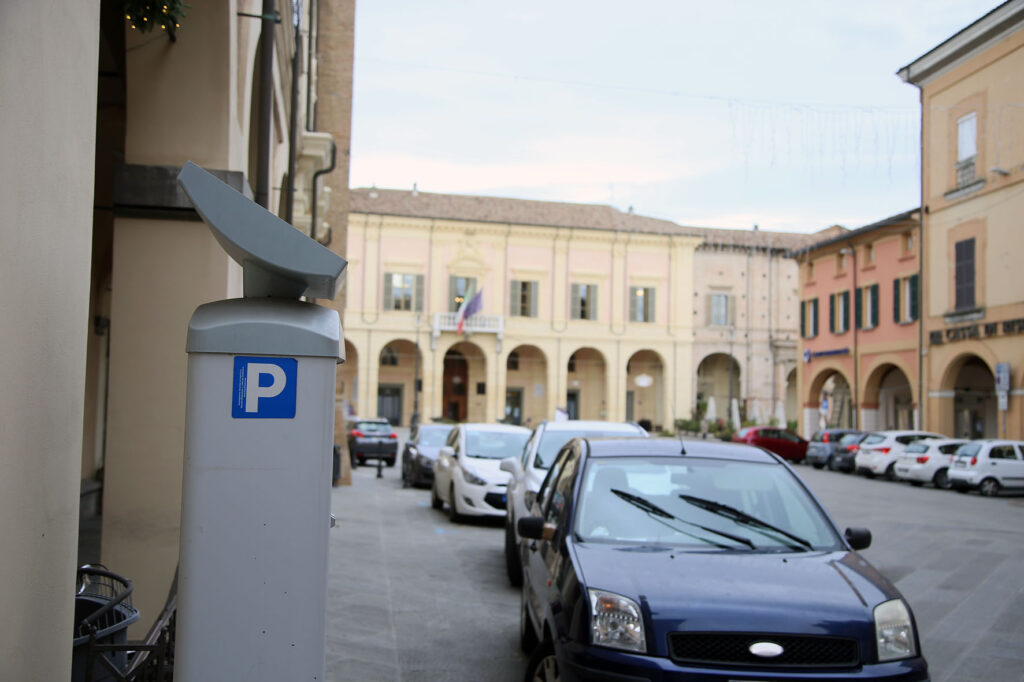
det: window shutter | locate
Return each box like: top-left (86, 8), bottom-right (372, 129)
top-left (728, 295), bottom-right (735, 326)
top-left (812, 299), bottom-right (819, 336)
top-left (414, 274), bottom-right (424, 312)
top-left (800, 300), bottom-right (807, 338)
top-left (529, 281), bottom-right (538, 318)
top-left (629, 287), bottom-right (638, 322)
top-left (383, 272), bottom-right (394, 311)
top-left (842, 291), bottom-right (850, 332)
top-left (509, 280), bottom-right (521, 316)
top-left (829, 293), bottom-right (835, 333)
top-left (909, 275), bottom-right (919, 322)
top-left (855, 288), bottom-right (863, 330)
top-left (450, 275), bottom-right (459, 313)
top-left (570, 283), bottom-right (581, 319)
top-left (870, 284), bottom-right (879, 328)
top-left (590, 286), bottom-right (598, 320)
top-left (648, 289), bottom-right (656, 323)
top-left (706, 294), bottom-right (713, 325)
top-left (893, 278), bottom-right (901, 323)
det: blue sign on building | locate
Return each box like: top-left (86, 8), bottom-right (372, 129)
top-left (232, 356), bottom-right (298, 419)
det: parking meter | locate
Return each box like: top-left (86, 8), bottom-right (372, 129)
top-left (175, 162), bottom-right (346, 681)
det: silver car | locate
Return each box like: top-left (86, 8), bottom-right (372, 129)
top-left (498, 420), bottom-right (647, 586)
top-left (948, 440), bottom-right (1024, 496)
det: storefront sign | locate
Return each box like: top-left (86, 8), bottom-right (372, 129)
top-left (929, 317), bottom-right (1024, 345)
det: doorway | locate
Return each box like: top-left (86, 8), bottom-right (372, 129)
top-left (566, 390), bottom-right (580, 420)
top-left (505, 388), bottom-right (523, 425)
top-left (378, 385), bottom-right (403, 426)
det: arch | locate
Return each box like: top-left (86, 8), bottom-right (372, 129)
top-left (376, 339), bottom-right (422, 426)
top-left (806, 367), bottom-right (854, 430)
top-left (696, 353), bottom-right (741, 423)
top-left (940, 353), bottom-right (997, 439)
top-left (504, 344), bottom-right (548, 427)
top-left (862, 356), bottom-right (917, 407)
top-left (626, 349), bottom-right (665, 430)
top-left (442, 341), bottom-right (487, 423)
top-left (566, 346), bottom-right (607, 420)
top-left (862, 362), bottom-right (914, 431)
top-left (338, 339), bottom-right (360, 418)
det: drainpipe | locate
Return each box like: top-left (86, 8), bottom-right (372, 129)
top-left (284, 14), bottom-right (302, 224)
top-left (844, 241), bottom-right (860, 429)
top-left (255, 0), bottom-right (276, 209)
top-left (306, 0), bottom-right (316, 131)
top-left (311, 140), bottom-right (337, 244)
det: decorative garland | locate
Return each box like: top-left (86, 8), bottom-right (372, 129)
top-left (123, 1), bottom-right (189, 41)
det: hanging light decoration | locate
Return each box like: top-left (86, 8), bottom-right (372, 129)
top-left (123, 1), bottom-right (189, 41)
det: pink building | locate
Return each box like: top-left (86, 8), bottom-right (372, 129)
top-left (794, 210), bottom-right (922, 437)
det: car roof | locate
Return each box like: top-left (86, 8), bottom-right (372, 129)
top-left (583, 437), bottom-right (779, 464)
top-left (913, 438), bottom-right (967, 446)
top-left (458, 422), bottom-right (531, 434)
top-left (867, 430), bottom-right (943, 438)
top-left (350, 417), bottom-right (389, 423)
top-left (537, 420), bottom-right (644, 433)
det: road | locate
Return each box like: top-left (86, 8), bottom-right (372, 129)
top-left (326, 443), bottom-right (1024, 682)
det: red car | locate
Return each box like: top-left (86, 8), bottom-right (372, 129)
top-left (732, 426), bottom-right (808, 462)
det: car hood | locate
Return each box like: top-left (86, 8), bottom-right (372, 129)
top-left (572, 543), bottom-right (899, 656)
top-left (462, 456), bottom-right (512, 484)
top-left (412, 445), bottom-right (442, 460)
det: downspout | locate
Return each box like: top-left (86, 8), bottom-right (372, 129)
top-left (255, 0), bottom-right (276, 209)
top-left (847, 239), bottom-right (860, 429)
top-left (306, 0), bottom-right (316, 131)
top-left (284, 14), bottom-right (302, 224)
top-left (311, 140), bottom-right (337, 244)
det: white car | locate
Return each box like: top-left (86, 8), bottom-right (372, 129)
top-left (893, 438), bottom-right (968, 489)
top-left (854, 430), bottom-right (945, 481)
top-left (498, 420), bottom-right (648, 586)
top-left (948, 440), bottom-right (1024, 496)
top-left (431, 423), bottom-right (530, 521)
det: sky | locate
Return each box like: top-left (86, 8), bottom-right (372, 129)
top-left (349, 1), bottom-right (1005, 234)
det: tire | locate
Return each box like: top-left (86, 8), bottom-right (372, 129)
top-left (812, 461), bottom-right (825, 470)
top-left (386, 457), bottom-right (396, 468)
top-left (884, 463), bottom-right (898, 482)
top-left (350, 452), bottom-right (358, 466)
top-left (448, 484), bottom-right (463, 523)
top-left (934, 468), bottom-right (951, 490)
top-left (827, 455), bottom-right (838, 471)
top-left (431, 483), bottom-right (444, 510)
top-left (401, 462), bottom-right (411, 488)
top-left (910, 481), bottom-right (924, 487)
top-left (524, 640), bottom-right (558, 682)
top-left (520, 591), bottom-right (539, 654)
top-left (505, 519), bottom-right (524, 587)
top-left (357, 457), bottom-right (365, 467)
top-left (979, 477), bottom-right (1001, 497)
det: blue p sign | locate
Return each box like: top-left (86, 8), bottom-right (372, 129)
top-left (232, 356), bottom-right (297, 419)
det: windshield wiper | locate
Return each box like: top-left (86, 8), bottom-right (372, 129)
top-left (610, 489), bottom-right (754, 550)
top-left (678, 494), bottom-right (813, 551)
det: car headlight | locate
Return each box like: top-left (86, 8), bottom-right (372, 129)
top-left (460, 465), bottom-right (487, 486)
top-left (588, 588), bottom-right (646, 653)
top-left (874, 599), bottom-right (917, 662)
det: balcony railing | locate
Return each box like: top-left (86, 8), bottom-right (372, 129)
top-left (432, 312), bottom-right (504, 350)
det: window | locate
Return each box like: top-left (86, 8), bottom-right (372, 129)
top-left (509, 280), bottom-right (539, 317)
top-left (571, 283), bottom-right (598, 320)
top-left (380, 346), bottom-right (399, 366)
top-left (903, 232), bottom-right (915, 255)
top-left (893, 274), bottom-right (919, 323)
top-left (629, 286), bottom-right (655, 323)
top-left (449, 276), bottom-right (477, 313)
top-left (830, 291), bottom-right (850, 334)
top-left (855, 284), bottom-right (879, 330)
top-left (956, 112), bottom-right (977, 186)
top-left (807, 261), bottom-right (815, 282)
top-left (708, 292), bottom-right (731, 327)
top-left (383, 272), bottom-right (424, 312)
top-left (837, 252), bottom-right (846, 271)
top-left (800, 298), bottom-right (819, 338)
top-left (865, 243), bottom-right (875, 264)
top-left (507, 351), bottom-right (520, 371)
top-left (954, 238), bottom-right (975, 310)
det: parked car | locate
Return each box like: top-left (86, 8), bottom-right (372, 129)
top-left (893, 438), bottom-right (968, 489)
top-left (345, 417), bottom-right (398, 467)
top-left (831, 432), bottom-right (870, 473)
top-left (400, 423), bottom-right (453, 488)
top-left (499, 420), bottom-right (648, 586)
top-left (948, 440), bottom-right (1024, 496)
top-left (854, 431), bottom-right (945, 480)
top-left (431, 423), bottom-right (530, 521)
top-left (805, 428), bottom-right (863, 469)
top-left (731, 426), bottom-right (807, 462)
top-left (516, 437), bottom-right (928, 681)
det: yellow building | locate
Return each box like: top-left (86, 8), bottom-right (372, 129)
top-left (0, 2), bottom-right (354, 676)
top-left (342, 189), bottom-right (810, 432)
top-left (899, 0), bottom-right (1024, 439)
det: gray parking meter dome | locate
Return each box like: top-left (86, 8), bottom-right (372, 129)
top-left (177, 161), bottom-right (346, 299)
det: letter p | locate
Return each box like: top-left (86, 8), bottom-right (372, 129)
top-left (245, 363), bottom-right (287, 413)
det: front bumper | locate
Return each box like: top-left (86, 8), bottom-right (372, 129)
top-left (556, 642), bottom-right (929, 682)
top-left (454, 477), bottom-right (508, 518)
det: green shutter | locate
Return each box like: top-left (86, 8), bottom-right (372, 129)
top-left (383, 272), bottom-right (394, 310)
top-left (870, 284), bottom-right (879, 327)
top-left (843, 291), bottom-right (850, 332)
top-left (812, 298), bottom-right (819, 336)
top-left (509, 279), bottom-right (521, 316)
top-left (829, 293), bottom-right (835, 333)
top-left (414, 274), bottom-right (424, 312)
top-left (800, 300), bottom-right (807, 338)
top-left (529, 281), bottom-right (538, 317)
top-left (893, 278), bottom-right (901, 323)
top-left (855, 288), bottom-right (863, 330)
top-left (909, 275), bottom-right (919, 322)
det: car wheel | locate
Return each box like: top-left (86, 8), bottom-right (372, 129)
top-left (524, 640), bottom-right (558, 682)
top-left (826, 455), bottom-right (837, 471)
top-left (386, 457), bottom-right (396, 468)
top-left (505, 519), bottom-right (523, 587)
top-left (448, 484), bottom-right (463, 523)
top-left (430, 483), bottom-right (444, 510)
top-left (812, 461), bottom-right (824, 469)
top-left (401, 464), bottom-right (410, 488)
top-left (979, 477), bottom-right (1001, 497)
top-left (884, 463), bottom-right (897, 482)
top-left (520, 591), bottom-right (539, 654)
top-left (934, 468), bottom-right (951, 490)
top-left (910, 481), bottom-right (924, 487)
top-left (356, 457), bottom-right (365, 467)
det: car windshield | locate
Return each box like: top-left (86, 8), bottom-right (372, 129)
top-left (574, 457), bottom-right (841, 552)
top-left (955, 442), bottom-right (982, 457)
top-left (534, 428), bottom-right (643, 469)
top-left (416, 427), bottom-right (451, 447)
top-left (466, 430), bottom-right (530, 459)
top-left (357, 421), bottom-right (390, 434)
top-left (838, 433), bottom-right (864, 446)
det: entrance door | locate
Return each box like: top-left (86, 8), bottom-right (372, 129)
top-left (505, 388), bottom-right (523, 425)
top-left (378, 385), bottom-right (403, 426)
top-left (566, 390), bottom-right (579, 420)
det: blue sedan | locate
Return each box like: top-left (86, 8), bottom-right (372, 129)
top-left (517, 438), bottom-right (928, 681)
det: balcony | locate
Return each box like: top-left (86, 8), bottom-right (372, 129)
top-left (431, 312), bottom-right (505, 351)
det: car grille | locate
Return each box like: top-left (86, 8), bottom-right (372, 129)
top-left (483, 492), bottom-right (506, 510)
top-left (668, 632), bottom-right (860, 668)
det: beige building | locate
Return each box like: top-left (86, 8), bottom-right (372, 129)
top-left (0, 1), bottom-right (354, 678)
top-left (342, 189), bottom-right (809, 433)
top-left (899, 0), bottom-right (1024, 440)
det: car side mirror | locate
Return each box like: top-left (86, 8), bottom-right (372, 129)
top-left (844, 527), bottom-right (871, 551)
top-left (499, 457), bottom-right (518, 475)
top-left (518, 516), bottom-right (555, 541)
top-left (439, 446), bottom-right (454, 458)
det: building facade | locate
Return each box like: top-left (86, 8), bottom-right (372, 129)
top-left (899, 0), bottom-right (1024, 440)
top-left (794, 211), bottom-right (922, 437)
top-left (342, 189), bottom-right (809, 433)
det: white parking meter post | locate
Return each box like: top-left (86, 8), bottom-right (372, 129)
top-left (175, 162), bottom-right (346, 681)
